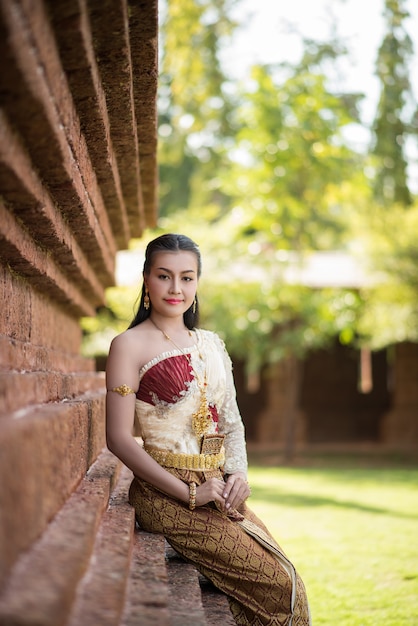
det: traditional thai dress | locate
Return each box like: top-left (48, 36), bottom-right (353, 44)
top-left (128, 329), bottom-right (311, 626)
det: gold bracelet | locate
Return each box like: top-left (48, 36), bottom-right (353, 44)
top-left (189, 482), bottom-right (197, 511)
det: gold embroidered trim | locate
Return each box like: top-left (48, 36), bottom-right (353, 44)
top-left (144, 445), bottom-right (225, 470)
top-left (200, 434), bottom-right (225, 455)
top-left (110, 384), bottom-right (136, 397)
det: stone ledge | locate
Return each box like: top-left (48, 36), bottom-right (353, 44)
top-left (0, 396), bottom-right (106, 585)
top-left (0, 450), bottom-right (120, 624)
top-left (0, 334), bottom-right (96, 375)
top-left (198, 575), bottom-right (236, 626)
top-left (47, 0), bottom-right (131, 247)
top-left (122, 530), bottom-right (170, 626)
top-left (88, 0), bottom-right (144, 236)
top-left (128, 0), bottom-right (158, 224)
top-left (67, 465), bottom-right (135, 626)
top-left (0, 370), bottom-right (105, 416)
top-left (166, 546), bottom-right (208, 626)
top-left (0, 0), bottom-right (117, 284)
top-left (0, 111), bottom-right (107, 306)
top-left (166, 545), bottom-right (236, 626)
top-left (0, 200), bottom-right (98, 318)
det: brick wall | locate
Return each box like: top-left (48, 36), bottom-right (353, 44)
top-left (0, 0), bottom-right (158, 587)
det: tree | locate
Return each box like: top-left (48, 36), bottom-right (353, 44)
top-left (158, 0), bottom-right (239, 215)
top-left (353, 0), bottom-right (418, 349)
top-left (355, 202), bottom-right (418, 349)
top-left (219, 40), bottom-right (365, 253)
top-left (372, 0), bottom-right (415, 206)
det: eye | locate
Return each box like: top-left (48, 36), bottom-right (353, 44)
top-left (158, 273), bottom-right (169, 280)
top-left (182, 276), bottom-right (193, 282)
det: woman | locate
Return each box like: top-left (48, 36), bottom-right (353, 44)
top-left (106, 233), bottom-right (311, 626)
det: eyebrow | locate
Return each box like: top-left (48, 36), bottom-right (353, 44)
top-left (156, 266), bottom-right (196, 274)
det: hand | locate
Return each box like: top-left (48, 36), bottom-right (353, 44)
top-left (222, 472), bottom-right (250, 511)
top-left (195, 477), bottom-right (229, 511)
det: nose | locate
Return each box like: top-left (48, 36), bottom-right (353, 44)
top-left (169, 278), bottom-right (181, 294)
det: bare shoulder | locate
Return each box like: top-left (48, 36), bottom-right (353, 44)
top-left (109, 326), bottom-right (144, 363)
top-left (110, 326), bottom-right (144, 350)
top-left (109, 323), bottom-right (156, 371)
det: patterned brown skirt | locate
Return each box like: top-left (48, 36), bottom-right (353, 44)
top-left (128, 468), bottom-right (311, 626)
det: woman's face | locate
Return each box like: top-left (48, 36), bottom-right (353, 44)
top-left (144, 251), bottom-right (199, 318)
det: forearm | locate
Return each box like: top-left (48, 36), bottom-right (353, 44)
top-left (107, 433), bottom-right (189, 504)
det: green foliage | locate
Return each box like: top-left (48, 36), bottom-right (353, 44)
top-left (200, 276), bottom-right (362, 373)
top-left (158, 0), bottom-right (238, 215)
top-left (80, 286), bottom-right (139, 357)
top-left (354, 202), bottom-right (418, 348)
top-left (221, 56), bottom-right (364, 251)
top-left (372, 0), bottom-right (415, 205)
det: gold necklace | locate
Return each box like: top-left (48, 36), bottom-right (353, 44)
top-left (149, 318), bottom-right (212, 439)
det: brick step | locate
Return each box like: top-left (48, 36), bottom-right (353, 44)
top-left (165, 545), bottom-right (207, 626)
top-left (0, 370), bottom-right (105, 415)
top-left (0, 450), bottom-right (121, 626)
top-left (121, 530), bottom-right (170, 626)
top-left (165, 545), bottom-right (236, 626)
top-left (0, 451), bottom-right (235, 626)
top-left (199, 575), bottom-right (236, 626)
top-left (67, 465), bottom-right (135, 626)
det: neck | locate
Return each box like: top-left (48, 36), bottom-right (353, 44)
top-left (149, 315), bottom-right (190, 338)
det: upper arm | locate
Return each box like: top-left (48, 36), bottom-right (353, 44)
top-left (106, 332), bottom-right (140, 391)
top-left (105, 333), bottom-right (140, 443)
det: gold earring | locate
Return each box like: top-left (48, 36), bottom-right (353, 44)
top-left (144, 289), bottom-right (150, 310)
top-left (192, 298), bottom-right (196, 314)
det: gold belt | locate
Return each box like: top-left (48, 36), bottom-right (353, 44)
top-left (144, 445), bottom-right (225, 470)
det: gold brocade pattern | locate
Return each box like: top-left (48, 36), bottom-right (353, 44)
top-left (144, 445), bottom-right (225, 470)
top-left (129, 470), bottom-right (311, 626)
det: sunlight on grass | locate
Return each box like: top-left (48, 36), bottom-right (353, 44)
top-left (247, 465), bottom-right (418, 626)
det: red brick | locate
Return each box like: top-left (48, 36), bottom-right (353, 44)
top-left (129, 0), bottom-right (158, 224)
top-left (0, 397), bottom-right (106, 586)
top-left (0, 112), bottom-right (107, 306)
top-left (0, 335), bottom-right (95, 375)
top-left (0, 267), bottom-right (84, 351)
top-left (67, 466), bottom-right (135, 626)
top-left (0, 0), bottom-right (117, 285)
top-left (87, 0), bottom-right (145, 235)
top-left (46, 0), bottom-right (131, 247)
top-left (0, 370), bottom-right (104, 416)
top-left (0, 200), bottom-right (97, 317)
top-left (0, 451), bottom-right (120, 625)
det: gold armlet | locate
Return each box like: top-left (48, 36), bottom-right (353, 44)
top-left (109, 384), bottom-right (136, 397)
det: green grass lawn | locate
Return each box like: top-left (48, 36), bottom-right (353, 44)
top-left (247, 457), bottom-right (418, 626)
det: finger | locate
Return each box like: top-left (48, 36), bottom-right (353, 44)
top-left (224, 480), bottom-right (249, 509)
top-left (223, 483), bottom-right (240, 509)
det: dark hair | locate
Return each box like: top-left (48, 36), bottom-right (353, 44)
top-left (128, 233), bottom-right (201, 329)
